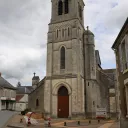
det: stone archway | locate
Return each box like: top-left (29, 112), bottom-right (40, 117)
top-left (58, 86), bottom-right (69, 118)
top-left (52, 82), bottom-right (72, 118)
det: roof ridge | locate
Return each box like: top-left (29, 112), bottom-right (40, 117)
top-left (0, 76), bottom-right (16, 89)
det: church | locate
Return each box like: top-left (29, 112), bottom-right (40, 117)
top-left (28, 0), bottom-right (118, 118)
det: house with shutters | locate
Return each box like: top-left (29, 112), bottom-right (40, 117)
top-left (112, 17), bottom-right (128, 128)
top-left (0, 73), bottom-right (16, 111)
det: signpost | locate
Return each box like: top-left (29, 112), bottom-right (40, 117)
top-left (96, 108), bottom-right (107, 119)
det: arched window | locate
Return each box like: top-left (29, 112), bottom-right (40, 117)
top-left (60, 46), bottom-right (65, 69)
top-left (64, 0), bottom-right (69, 14)
top-left (36, 99), bottom-right (39, 107)
top-left (58, 0), bottom-right (63, 15)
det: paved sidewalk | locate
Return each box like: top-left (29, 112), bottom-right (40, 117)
top-left (4, 114), bottom-right (119, 128)
top-left (0, 111), bottom-right (17, 128)
top-left (98, 123), bottom-right (113, 128)
top-left (110, 122), bottom-right (119, 128)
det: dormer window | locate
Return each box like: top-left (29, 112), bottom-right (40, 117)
top-left (58, 0), bottom-right (63, 15)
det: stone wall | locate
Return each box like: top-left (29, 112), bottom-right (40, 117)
top-left (28, 80), bottom-right (44, 113)
top-left (44, 76), bottom-right (85, 118)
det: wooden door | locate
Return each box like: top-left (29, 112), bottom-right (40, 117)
top-left (58, 86), bottom-right (69, 118)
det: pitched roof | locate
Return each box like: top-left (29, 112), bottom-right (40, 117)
top-left (95, 50), bottom-right (101, 66)
top-left (0, 76), bottom-right (16, 90)
top-left (16, 95), bottom-right (24, 102)
top-left (112, 17), bottom-right (128, 49)
top-left (29, 77), bottom-right (45, 95)
top-left (16, 86), bottom-right (34, 94)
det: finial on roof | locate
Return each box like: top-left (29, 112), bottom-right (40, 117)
top-left (34, 72), bottom-right (36, 77)
top-left (87, 26), bottom-right (89, 31)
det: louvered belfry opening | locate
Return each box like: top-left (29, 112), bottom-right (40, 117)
top-left (64, 0), bottom-right (69, 14)
top-left (58, 0), bottom-right (63, 15)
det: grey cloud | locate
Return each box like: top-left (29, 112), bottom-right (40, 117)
top-left (0, 0), bottom-right (127, 86)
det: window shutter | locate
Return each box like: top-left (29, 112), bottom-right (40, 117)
top-left (119, 44), bottom-right (123, 72)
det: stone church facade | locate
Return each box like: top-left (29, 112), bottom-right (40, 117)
top-left (28, 0), bottom-right (118, 118)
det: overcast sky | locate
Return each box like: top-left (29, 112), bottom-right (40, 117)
top-left (0, 0), bottom-right (127, 86)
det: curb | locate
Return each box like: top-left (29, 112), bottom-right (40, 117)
top-left (6, 125), bottom-right (23, 128)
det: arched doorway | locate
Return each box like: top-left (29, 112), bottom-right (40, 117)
top-left (58, 86), bottom-right (69, 118)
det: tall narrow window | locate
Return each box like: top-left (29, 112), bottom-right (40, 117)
top-left (36, 99), bottom-right (39, 107)
top-left (58, 0), bottom-right (63, 15)
top-left (68, 27), bottom-right (70, 36)
top-left (64, 0), bottom-right (69, 14)
top-left (57, 29), bottom-right (59, 38)
top-left (60, 46), bottom-right (65, 69)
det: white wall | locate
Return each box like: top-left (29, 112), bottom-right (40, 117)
top-left (15, 103), bottom-right (27, 111)
top-left (20, 94), bottom-right (28, 103)
top-left (16, 94), bottom-right (28, 111)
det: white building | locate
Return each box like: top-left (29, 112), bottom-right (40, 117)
top-left (16, 85), bottom-right (33, 111)
top-left (0, 73), bottom-right (16, 110)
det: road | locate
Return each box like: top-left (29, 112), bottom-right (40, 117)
top-left (0, 111), bottom-right (16, 128)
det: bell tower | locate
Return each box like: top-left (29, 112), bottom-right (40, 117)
top-left (51, 0), bottom-right (85, 24)
top-left (44, 0), bottom-right (86, 118)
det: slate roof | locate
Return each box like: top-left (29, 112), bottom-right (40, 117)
top-left (95, 50), bottom-right (101, 66)
top-left (32, 76), bottom-right (40, 80)
top-left (16, 86), bottom-right (34, 94)
top-left (0, 76), bottom-right (16, 90)
top-left (16, 95), bottom-right (24, 102)
top-left (84, 30), bottom-right (94, 36)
